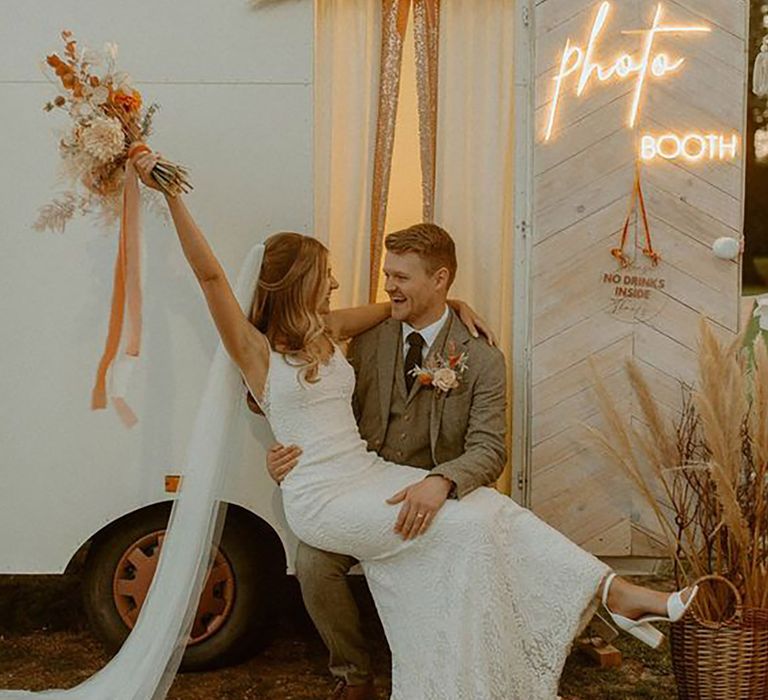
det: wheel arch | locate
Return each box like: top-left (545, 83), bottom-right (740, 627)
top-left (65, 501), bottom-right (290, 576)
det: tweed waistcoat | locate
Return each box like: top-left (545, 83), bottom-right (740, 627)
top-left (378, 345), bottom-right (435, 469)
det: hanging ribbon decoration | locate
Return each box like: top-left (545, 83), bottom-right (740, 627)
top-left (90, 142), bottom-right (146, 427)
top-left (611, 164), bottom-right (660, 269)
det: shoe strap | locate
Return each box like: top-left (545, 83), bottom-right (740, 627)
top-left (601, 572), bottom-right (618, 609)
top-left (668, 584), bottom-right (699, 620)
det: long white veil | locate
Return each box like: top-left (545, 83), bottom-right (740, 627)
top-left (0, 243), bottom-right (266, 699)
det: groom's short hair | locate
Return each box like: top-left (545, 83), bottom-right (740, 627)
top-left (385, 223), bottom-right (457, 287)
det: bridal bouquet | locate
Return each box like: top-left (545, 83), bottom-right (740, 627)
top-left (34, 30), bottom-right (193, 426)
top-left (34, 30), bottom-right (191, 233)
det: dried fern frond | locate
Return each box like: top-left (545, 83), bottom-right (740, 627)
top-left (139, 102), bottom-right (159, 139)
top-left (33, 191), bottom-right (91, 233)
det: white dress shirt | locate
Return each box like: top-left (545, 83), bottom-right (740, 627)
top-left (401, 305), bottom-right (450, 362)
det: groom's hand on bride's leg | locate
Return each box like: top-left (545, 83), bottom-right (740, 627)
top-left (266, 443), bottom-right (303, 484)
top-left (386, 476), bottom-right (453, 540)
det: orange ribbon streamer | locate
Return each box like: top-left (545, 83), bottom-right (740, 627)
top-left (91, 150), bottom-right (144, 426)
top-left (612, 165), bottom-right (661, 269)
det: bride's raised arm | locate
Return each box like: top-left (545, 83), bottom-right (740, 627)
top-left (131, 148), bottom-right (269, 396)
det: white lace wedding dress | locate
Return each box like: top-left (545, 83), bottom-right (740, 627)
top-left (248, 342), bottom-right (611, 700)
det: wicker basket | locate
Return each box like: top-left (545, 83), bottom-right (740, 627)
top-left (670, 575), bottom-right (768, 699)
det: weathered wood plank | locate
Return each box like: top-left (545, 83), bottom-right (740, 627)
top-left (534, 199), bottom-right (627, 263)
top-left (533, 365), bottom-right (629, 445)
top-left (535, 0), bottom-right (603, 38)
top-left (643, 181), bottom-right (740, 242)
top-left (647, 217), bottom-right (739, 294)
top-left (634, 323), bottom-right (698, 386)
top-left (645, 158), bottom-right (742, 232)
top-left (534, 314), bottom-right (633, 383)
top-left (536, 128), bottom-right (635, 208)
top-left (639, 292), bottom-right (734, 352)
top-left (660, 259), bottom-right (739, 331)
top-left (536, 97), bottom-right (628, 175)
top-left (536, 163), bottom-right (634, 241)
top-left (531, 399), bottom-right (631, 471)
top-left (669, 0), bottom-right (747, 39)
top-left (534, 336), bottom-right (633, 415)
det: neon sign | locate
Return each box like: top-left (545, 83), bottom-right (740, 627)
top-left (544, 2), bottom-right (711, 142)
top-left (640, 133), bottom-right (739, 161)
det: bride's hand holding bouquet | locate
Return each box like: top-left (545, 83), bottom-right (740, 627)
top-left (131, 145), bottom-right (167, 194)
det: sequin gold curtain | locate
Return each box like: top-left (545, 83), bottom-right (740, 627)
top-left (368, 0), bottom-right (411, 301)
top-left (368, 0), bottom-right (441, 300)
top-left (413, 0), bottom-right (440, 224)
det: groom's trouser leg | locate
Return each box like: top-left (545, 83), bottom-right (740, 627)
top-left (294, 541), bottom-right (372, 685)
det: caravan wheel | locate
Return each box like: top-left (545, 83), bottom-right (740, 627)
top-left (110, 529), bottom-right (236, 645)
top-left (82, 505), bottom-right (282, 671)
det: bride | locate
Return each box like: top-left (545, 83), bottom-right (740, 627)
top-left (129, 148), bottom-right (698, 699)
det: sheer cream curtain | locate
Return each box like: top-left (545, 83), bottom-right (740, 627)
top-left (314, 1), bottom-right (382, 307)
top-left (316, 1), bottom-right (518, 493)
top-left (433, 0), bottom-right (517, 493)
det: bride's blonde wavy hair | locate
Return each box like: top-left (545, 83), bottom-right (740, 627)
top-left (248, 232), bottom-right (331, 393)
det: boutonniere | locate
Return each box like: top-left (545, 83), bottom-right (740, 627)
top-left (409, 341), bottom-right (468, 394)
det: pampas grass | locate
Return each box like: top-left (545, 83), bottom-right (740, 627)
top-left (589, 319), bottom-right (768, 620)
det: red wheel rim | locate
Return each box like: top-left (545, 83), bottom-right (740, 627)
top-left (112, 529), bottom-right (236, 645)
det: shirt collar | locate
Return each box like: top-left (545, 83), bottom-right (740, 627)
top-left (401, 305), bottom-right (450, 353)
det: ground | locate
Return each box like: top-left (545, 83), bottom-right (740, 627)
top-left (0, 574), bottom-right (678, 699)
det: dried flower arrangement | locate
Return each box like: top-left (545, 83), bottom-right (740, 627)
top-left (590, 320), bottom-right (768, 622)
top-left (34, 30), bottom-right (191, 233)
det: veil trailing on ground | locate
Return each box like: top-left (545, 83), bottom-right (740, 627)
top-left (0, 243), bottom-right (266, 700)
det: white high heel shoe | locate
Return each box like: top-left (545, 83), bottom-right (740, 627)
top-left (599, 572), bottom-right (700, 649)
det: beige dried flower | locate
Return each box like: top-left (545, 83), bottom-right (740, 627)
top-left (80, 116), bottom-right (125, 163)
top-left (91, 86), bottom-right (109, 106)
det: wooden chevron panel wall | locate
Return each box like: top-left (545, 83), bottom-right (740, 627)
top-left (531, 0), bottom-right (748, 557)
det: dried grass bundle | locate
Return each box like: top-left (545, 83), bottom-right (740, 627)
top-left (590, 319), bottom-right (768, 620)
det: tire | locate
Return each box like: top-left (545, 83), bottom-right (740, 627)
top-left (82, 503), bottom-right (285, 671)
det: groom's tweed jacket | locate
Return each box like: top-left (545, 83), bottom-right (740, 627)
top-left (346, 309), bottom-right (507, 499)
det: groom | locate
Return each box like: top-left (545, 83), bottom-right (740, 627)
top-left (266, 223), bottom-right (508, 700)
